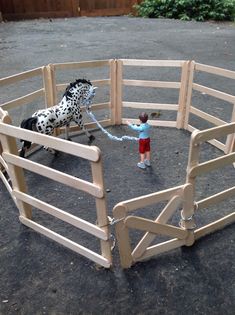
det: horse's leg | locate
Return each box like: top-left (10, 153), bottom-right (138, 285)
top-left (82, 124), bottom-right (95, 144)
top-left (65, 124), bottom-right (71, 141)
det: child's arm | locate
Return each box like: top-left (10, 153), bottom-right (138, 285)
top-left (127, 122), bottom-right (144, 132)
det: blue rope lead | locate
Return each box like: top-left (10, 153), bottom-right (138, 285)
top-left (86, 110), bottom-right (138, 142)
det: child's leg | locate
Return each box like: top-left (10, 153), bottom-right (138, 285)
top-left (140, 153), bottom-right (145, 162)
top-left (146, 151), bottom-right (150, 161)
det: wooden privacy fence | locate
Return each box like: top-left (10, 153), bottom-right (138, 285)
top-left (0, 59), bottom-right (235, 268)
top-left (0, 0), bottom-right (140, 20)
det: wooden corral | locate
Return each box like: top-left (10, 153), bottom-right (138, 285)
top-left (0, 59), bottom-right (234, 268)
top-left (0, 0), bottom-right (140, 21)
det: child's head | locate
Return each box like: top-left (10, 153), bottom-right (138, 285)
top-left (139, 112), bottom-right (148, 123)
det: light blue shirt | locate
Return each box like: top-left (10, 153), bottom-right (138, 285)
top-left (129, 123), bottom-right (151, 139)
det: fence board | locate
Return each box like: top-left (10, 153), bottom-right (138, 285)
top-left (19, 216), bottom-right (110, 268)
top-left (3, 152), bottom-right (103, 198)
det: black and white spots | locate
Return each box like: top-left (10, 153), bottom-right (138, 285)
top-left (19, 79), bottom-right (97, 157)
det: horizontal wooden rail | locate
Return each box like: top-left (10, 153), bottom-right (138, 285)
top-left (122, 79), bottom-right (180, 89)
top-left (1, 89), bottom-right (44, 110)
top-left (0, 123), bottom-right (100, 162)
top-left (189, 152), bottom-right (235, 177)
top-left (138, 238), bottom-right (186, 262)
top-left (192, 123), bottom-right (235, 144)
top-left (125, 216), bottom-right (188, 239)
top-left (56, 79), bottom-right (111, 92)
top-left (114, 185), bottom-right (184, 212)
top-left (194, 212), bottom-right (235, 240)
top-left (187, 125), bottom-right (225, 151)
top-left (122, 118), bottom-right (177, 128)
top-left (123, 102), bottom-right (178, 111)
top-left (0, 67), bottom-right (43, 86)
top-left (14, 190), bottom-right (107, 240)
top-left (197, 186), bottom-right (235, 210)
top-left (195, 63), bottom-right (235, 80)
top-left (192, 83), bottom-right (235, 103)
top-left (120, 59), bottom-right (185, 67)
top-left (3, 153), bottom-right (103, 198)
top-left (53, 60), bottom-right (110, 70)
top-left (19, 216), bottom-right (110, 268)
top-left (190, 106), bottom-right (227, 126)
top-left (59, 119), bottom-right (111, 135)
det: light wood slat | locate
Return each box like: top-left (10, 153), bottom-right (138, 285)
top-left (53, 60), bottom-right (110, 70)
top-left (1, 89), bottom-right (44, 110)
top-left (0, 170), bottom-right (12, 194)
top-left (56, 79), bottom-right (111, 91)
top-left (0, 171), bottom-right (18, 207)
top-left (122, 118), bottom-right (177, 128)
top-left (14, 190), bottom-right (107, 240)
top-left (59, 119), bottom-right (111, 134)
top-left (194, 212), bottom-right (235, 240)
top-left (0, 123), bottom-right (100, 162)
top-left (132, 195), bottom-right (182, 259)
top-left (122, 79), bottom-right (180, 89)
top-left (193, 122), bottom-right (235, 144)
top-left (122, 102), bottom-right (179, 111)
top-left (81, 103), bottom-right (110, 112)
top-left (0, 67), bottom-right (43, 86)
top-left (19, 216), bottom-right (110, 268)
top-left (193, 83), bottom-right (235, 103)
top-left (195, 63), bottom-right (235, 80)
top-left (187, 125), bottom-right (225, 151)
top-left (190, 106), bottom-right (227, 126)
top-left (115, 185), bottom-right (184, 212)
top-left (189, 152), bottom-right (235, 177)
top-left (125, 216), bottom-right (188, 239)
top-left (176, 61), bottom-right (190, 129)
top-left (138, 238), bottom-right (186, 262)
top-left (0, 154), bottom-right (8, 171)
top-left (113, 204), bottom-right (133, 269)
top-left (3, 153), bottom-right (103, 198)
top-left (197, 186), bottom-right (235, 210)
top-left (120, 59), bottom-right (185, 67)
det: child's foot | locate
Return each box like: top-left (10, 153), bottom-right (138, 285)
top-left (144, 159), bottom-right (151, 167)
top-left (137, 162), bottom-right (146, 169)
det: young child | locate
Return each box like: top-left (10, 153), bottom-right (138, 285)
top-left (127, 112), bottom-right (151, 169)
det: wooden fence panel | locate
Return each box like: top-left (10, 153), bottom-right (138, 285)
top-left (0, 0), bottom-right (140, 20)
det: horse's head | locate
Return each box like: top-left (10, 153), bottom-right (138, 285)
top-left (64, 79), bottom-right (97, 110)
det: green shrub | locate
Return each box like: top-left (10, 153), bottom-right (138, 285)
top-left (134, 0), bottom-right (235, 21)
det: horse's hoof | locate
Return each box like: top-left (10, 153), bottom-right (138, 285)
top-left (88, 135), bottom-right (95, 145)
top-left (19, 149), bottom-right (25, 158)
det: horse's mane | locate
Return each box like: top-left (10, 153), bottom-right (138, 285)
top-left (63, 79), bottom-right (92, 99)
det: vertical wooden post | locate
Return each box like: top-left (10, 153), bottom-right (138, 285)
top-left (116, 59), bottom-right (123, 125)
top-left (225, 103), bottom-right (235, 154)
top-left (91, 154), bottom-right (112, 266)
top-left (180, 184), bottom-right (196, 246)
top-left (0, 114), bottom-right (32, 219)
top-left (176, 61), bottom-right (190, 129)
top-left (109, 59), bottom-right (117, 125)
top-left (186, 131), bottom-right (200, 188)
top-left (43, 64), bottom-right (60, 136)
top-left (43, 64), bottom-right (57, 108)
top-left (113, 204), bottom-right (133, 268)
top-left (184, 60), bottom-right (195, 130)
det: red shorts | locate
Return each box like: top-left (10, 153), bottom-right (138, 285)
top-left (139, 138), bottom-right (150, 154)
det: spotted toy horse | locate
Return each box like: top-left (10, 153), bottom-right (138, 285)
top-left (19, 79), bottom-right (97, 157)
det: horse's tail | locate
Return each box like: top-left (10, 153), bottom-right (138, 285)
top-left (19, 117), bottom-right (38, 157)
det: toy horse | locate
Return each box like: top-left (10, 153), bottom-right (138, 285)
top-left (19, 79), bottom-right (97, 157)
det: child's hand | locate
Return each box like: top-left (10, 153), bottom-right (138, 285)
top-left (126, 120), bottom-right (131, 126)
